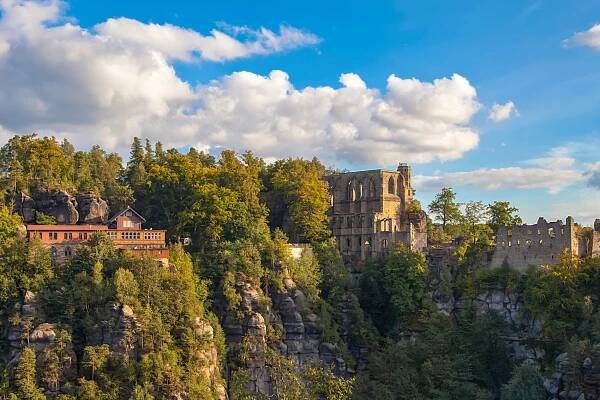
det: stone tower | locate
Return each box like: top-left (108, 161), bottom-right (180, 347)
top-left (323, 163), bottom-right (427, 267)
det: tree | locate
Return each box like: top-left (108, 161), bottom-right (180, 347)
top-left (462, 201), bottom-right (489, 233)
top-left (487, 201), bottom-right (522, 232)
top-left (500, 362), bottom-right (546, 400)
top-left (14, 347), bottom-right (46, 400)
top-left (428, 187), bottom-right (462, 232)
top-left (263, 158), bottom-right (330, 243)
top-left (82, 345), bottom-right (110, 380)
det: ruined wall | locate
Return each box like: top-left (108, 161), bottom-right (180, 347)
top-left (324, 163), bottom-right (426, 267)
top-left (490, 217), bottom-right (578, 271)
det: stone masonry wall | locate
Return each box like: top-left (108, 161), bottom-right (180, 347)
top-left (490, 217), bottom-right (579, 272)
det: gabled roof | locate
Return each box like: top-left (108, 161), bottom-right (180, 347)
top-left (108, 206), bottom-right (146, 225)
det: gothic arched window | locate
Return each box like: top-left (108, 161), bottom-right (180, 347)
top-left (388, 177), bottom-right (395, 194)
top-left (368, 179), bottom-right (376, 198)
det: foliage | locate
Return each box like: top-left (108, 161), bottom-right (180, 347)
top-left (0, 135), bottom-right (132, 210)
top-left (359, 243), bottom-right (427, 336)
top-left (13, 347), bottom-right (46, 400)
top-left (262, 158), bottom-right (330, 243)
top-left (267, 349), bottom-right (353, 400)
top-left (487, 201), bottom-right (522, 232)
top-left (500, 362), bottom-right (546, 400)
top-left (34, 211), bottom-right (57, 225)
top-left (428, 187), bottom-right (462, 231)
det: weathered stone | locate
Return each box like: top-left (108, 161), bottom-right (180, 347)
top-left (32, 189), bottom-right (79, 224)
top-left (30, 323), bottom-right (56, 343)
top-left (76, 192), bottom-right (109, 224)
top-left (14, 192), bottom-right (36, 222)
top-left (194, 317), bottom-right (214, 339)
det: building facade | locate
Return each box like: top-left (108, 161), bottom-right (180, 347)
top-left (324, 163), bottom-right (427, 267)
top-left (490, 216), bottom-right (600, 271)
top-left (26, 206), bottom-right (169, 264)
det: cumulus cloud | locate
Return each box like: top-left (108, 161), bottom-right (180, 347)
top-left (0, 0), bottom-right (483, 164)
top-left (564, 24), bottom-right (600, 50)
top-left (488, 101), bottom-right (517, 122)
top-left (414, 167), bottom-right (583, 194)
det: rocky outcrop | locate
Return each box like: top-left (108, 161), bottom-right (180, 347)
top-left (14, 189), bottom-right (79, 224)
top-left (222, 274), bottom-right (346, 398)
top-left (14, 192), bottom-right (36, 222)
top-left (545, 352), bottom-right (600, 400)
top-left (14, 190), bottom-right (110, 225)
top-left (76, 192), bottom-right (109, 224)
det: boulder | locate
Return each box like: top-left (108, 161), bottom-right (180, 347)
top-left (14, 192), bottom-right (36, 223)
top-left (76, 193), bottom-right (109, 224)
top-left (30, 323), bottom-right (56, 343)
top-left (33, 189), bottom-right (79, 224)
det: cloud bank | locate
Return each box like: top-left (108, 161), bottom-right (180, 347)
top-left (0, 0), bottom-right (483, 165)
top-left (414, 167), bottom-right (583, 194)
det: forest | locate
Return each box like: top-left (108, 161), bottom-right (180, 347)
top-left (0, 134), bottom-right (599, 400)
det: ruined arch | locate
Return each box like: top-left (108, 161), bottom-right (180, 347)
top-left (388, 176), bottom-right (395, 194)
top-left (397, 175), bottom-right (405, 195)
top-left (347, 178), bottom-right (354, 201)
top-left (368, 179), bottom-right (376, 198)
top-left (355, 181), bottom-right (363, 201)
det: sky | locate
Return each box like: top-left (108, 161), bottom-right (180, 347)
top-left (0, 0), bottom-right (599, 224)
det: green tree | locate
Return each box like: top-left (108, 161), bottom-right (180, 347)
top-left (500, 362), bottom-right (546, 400)
top-left (263, 158), bottom-right (330, 243)
top-left (82, 345), bottom-right (110, 380)
top-left (428, 187), bottom-right (462, 232)
top-left (14, 347), bottom-right (46, 400)
top-left (487, 201), bottom-right (522, 232)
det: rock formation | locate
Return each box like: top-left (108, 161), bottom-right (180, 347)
top-left (76, 192), bottom-right (109, 224)
top-left (14, 190), bottom-right (110, 225)
top-left (222, 273), bottom-right (346, 397)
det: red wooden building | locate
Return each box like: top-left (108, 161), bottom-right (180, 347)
top-left (26, 206), bottom-right (169, 264)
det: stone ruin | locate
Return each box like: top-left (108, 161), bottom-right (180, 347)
top-left (490, 216), bottom-right (600, 271)
top-left (324, 163), bottom-right (427, 268)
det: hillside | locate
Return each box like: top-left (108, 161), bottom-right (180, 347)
top-left (0, 135), bottom-right (600, 400)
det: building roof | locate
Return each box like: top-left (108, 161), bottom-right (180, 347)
top-left (108, 206), bottom-right (147, 224)
top-left (26, 225), bottom-right (108, 231)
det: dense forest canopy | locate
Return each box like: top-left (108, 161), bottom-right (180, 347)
top-left (0, 134), bottom-right (598, 400)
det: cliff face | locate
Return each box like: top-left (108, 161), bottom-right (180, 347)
top-left (222, 274), bottom-right (346, 398)
top-left (14, 190), bottom-right (109, 225)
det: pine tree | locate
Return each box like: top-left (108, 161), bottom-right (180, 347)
top-left (14, 347), bottom-right (46, 400)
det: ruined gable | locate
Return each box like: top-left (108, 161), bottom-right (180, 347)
top-left (324, 163), bottom-right (427, 268)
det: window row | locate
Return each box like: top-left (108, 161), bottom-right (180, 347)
top-left (344, 176), bottom-right (407, 201)
top-left (507, 227), bottom-right (564, 237)
top-left (501, 239), bottom-right (556, 248)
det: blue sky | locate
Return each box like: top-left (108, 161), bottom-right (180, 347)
top-left (0, 0), bottom-right (599, 224)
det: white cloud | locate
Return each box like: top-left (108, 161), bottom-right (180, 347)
top-left (488, 101), bottom-right (517, 122)
top-left (525, 146), bottom-right (575, 169)
top-left (0, 0), bottom-right (483, 165)
top-left (95, 18), bottom-right (321, 62)
top-left (564, 24), bottom-right (600, 50)
top-left (414, 167), bottom-right (583, 194)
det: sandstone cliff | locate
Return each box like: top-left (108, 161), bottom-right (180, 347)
top-left (14, 190), bottom-right (109, 225)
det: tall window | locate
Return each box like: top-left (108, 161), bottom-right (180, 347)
top-left (368, 179), bottom-right (376, 198)
top-left (388, 177), bottom-right (395, 194)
